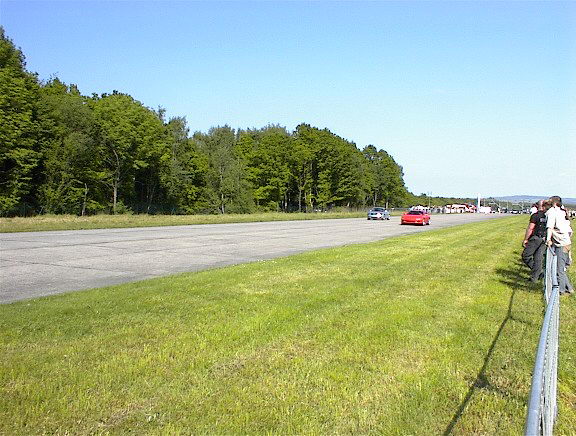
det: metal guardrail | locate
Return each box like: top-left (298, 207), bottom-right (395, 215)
top-left (525, 247), bottom-right (560, 435)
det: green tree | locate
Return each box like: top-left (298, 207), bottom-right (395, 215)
top-left (380, 151), bottom-right (408, 207)
top-left (292, 124), bottom-right (322, 211)
top-left (194, 126), bottom-right (252, 214)
top-left (290, 137), bottom-right (314, 212)
top-left (132, 106), bottom-right (171, 213)
top-left (237, 125), bottom-right (293, 211)
top-left (365, 145), bottom-right (408, 208)
top-left (363, 145), bottom-right (408, 208)
top-left (294, 124), bottom-right (371, 210)
top-left (363, 145), bottom-right (384, 206)
top-left (161, 117), bottom-right (210, 213)
top-left (90, 92), bottom-right (167, 213)
top-left (331, 139), bottom-right (370, 208)
top-left (36, 78), bottom-right (103, 214)
top-left (0, 27), bottom-right (41, 215)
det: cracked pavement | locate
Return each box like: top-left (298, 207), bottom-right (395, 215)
top-left (1, 214), bottom-right (503, 303)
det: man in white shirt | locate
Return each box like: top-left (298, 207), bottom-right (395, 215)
top-left (546, 196), bottom-right (573, 295)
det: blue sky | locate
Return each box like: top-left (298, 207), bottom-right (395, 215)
top-left (1, 0), bottom-right (575, 198)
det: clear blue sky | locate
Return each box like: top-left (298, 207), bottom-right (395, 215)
top-left (1, 0), bottom-right (575, 198)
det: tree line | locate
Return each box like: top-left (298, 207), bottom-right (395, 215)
top-left (1, 28), bottom-right (409, 216)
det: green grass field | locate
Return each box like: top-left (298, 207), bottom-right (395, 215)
top-left (0, 211), bottom-right (372, 233)
top-left (1, 217), bottom-right (574, 435)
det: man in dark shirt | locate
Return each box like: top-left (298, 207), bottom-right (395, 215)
top-left (522, 200), bottom-right (548, 282)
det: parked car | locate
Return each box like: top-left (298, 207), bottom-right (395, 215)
top-left (401, 210), bottom-right (430, 226)
top-left (367, 207), bottom-right (391, 220)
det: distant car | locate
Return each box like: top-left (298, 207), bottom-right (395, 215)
top-left (401, 210), bottom-right (430, 226)
top-left (367, 207), bottom-right (390, 220)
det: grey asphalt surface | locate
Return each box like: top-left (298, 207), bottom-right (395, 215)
top-left (0, 213), bottom-right (503, 303)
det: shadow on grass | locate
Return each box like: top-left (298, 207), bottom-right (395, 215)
top-left (444, 256), bottom-right (543, 435)
top-left (496, 266), bottom-right (540, 293)
top-left (443, 287), bottom-right (517, 435)
top-left (497, 250), bottom-right (541, 294)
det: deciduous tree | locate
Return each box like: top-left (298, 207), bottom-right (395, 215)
top-left (194, 126), bottom-right (252, 214)
top-left (0, 27), bottom-right (41, 215)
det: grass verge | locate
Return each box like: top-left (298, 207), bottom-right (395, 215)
top-left (0, 211), bottom-right (371, 233)
top-left (1, 217), bottom-right (574, 434)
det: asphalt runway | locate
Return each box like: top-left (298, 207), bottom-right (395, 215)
top-left (0, 213), bottom-right (504, 303)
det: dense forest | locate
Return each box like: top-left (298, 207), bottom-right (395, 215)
top-left (1, 28), bottom-right (414, 216)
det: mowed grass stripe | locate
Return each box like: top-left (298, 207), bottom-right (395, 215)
top-left (0, 211), bottom-right (368, 233)
top-left (1, 216), bottom-right (575, 434)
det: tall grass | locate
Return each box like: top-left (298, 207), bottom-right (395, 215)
top-left (0, 211), bottom-right (368, 233)
top-left (1, 217), bottom-right (574, 434)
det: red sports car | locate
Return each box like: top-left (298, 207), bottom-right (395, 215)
top-left (401, 210), bottom-right (430, 226)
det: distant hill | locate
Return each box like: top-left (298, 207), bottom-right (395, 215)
top-left (495, 195), bottom-right (576, 206)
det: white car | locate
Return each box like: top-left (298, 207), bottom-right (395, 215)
top-left (367, 207), bottom-right (390, 220)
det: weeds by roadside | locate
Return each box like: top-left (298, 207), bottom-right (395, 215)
top-left (1, 217), bottom-right (574, 434)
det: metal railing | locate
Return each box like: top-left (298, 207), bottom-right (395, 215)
top-left (525, 247), bottom-right (560, 435)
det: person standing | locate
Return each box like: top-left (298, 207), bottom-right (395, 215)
top-left (522, 200), bottom-right (547, 282)
top-left (546, 196), bottom-right (574, 295)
